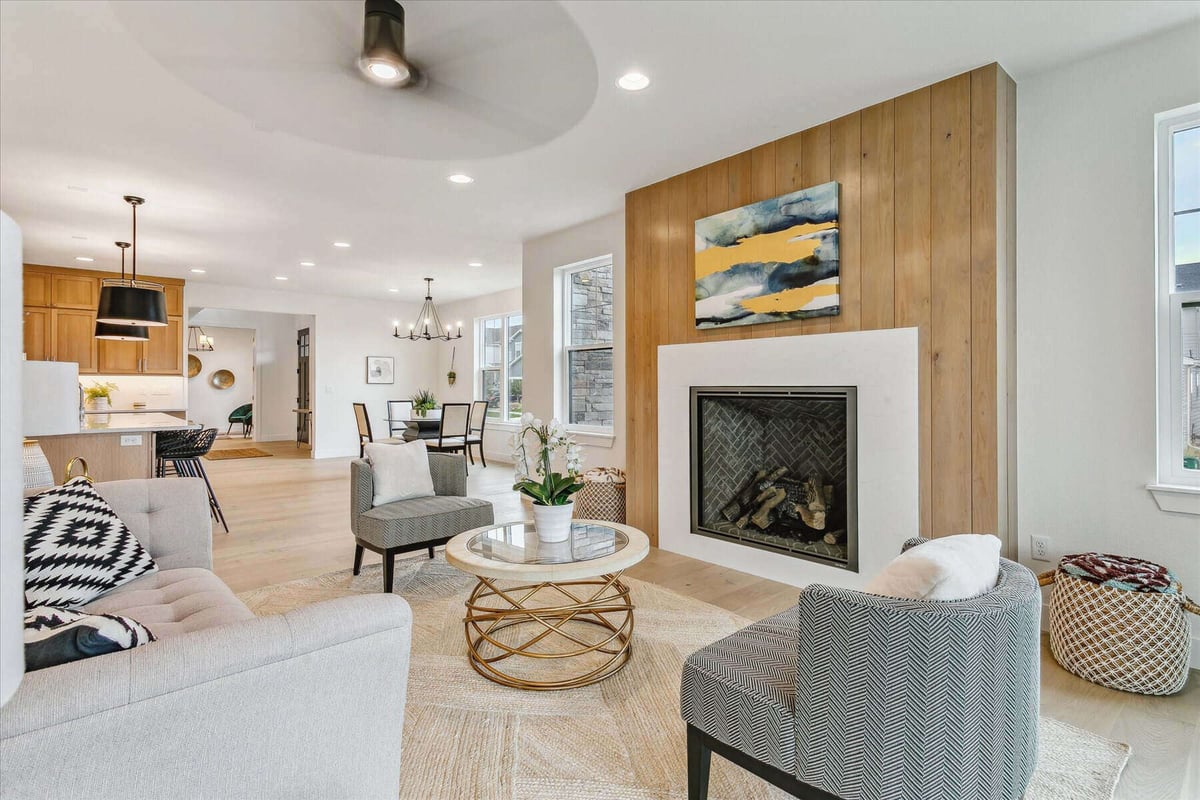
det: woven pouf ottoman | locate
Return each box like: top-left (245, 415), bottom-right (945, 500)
top-left (572, 467), bottom-right (627, 524)
top-left (1039, 553), bottom-right (1199, 695)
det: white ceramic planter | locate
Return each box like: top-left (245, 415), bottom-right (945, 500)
top-left (86, 397), bottom-right (110, 412)
top-left (531, 501), bottom-right (575, 543)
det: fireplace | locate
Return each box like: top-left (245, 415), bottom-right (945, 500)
top-left (690, 386), bottom-right (858, 571)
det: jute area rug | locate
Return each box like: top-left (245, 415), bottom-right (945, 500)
top-left (204, 448), bottom-right (273, 460)
top-left (238, 555), bottom-right (1131, 800)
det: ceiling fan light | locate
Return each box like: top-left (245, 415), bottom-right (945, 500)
top-left (94, 321), bottom-right (149, 341)
top-left (358, 0), bottom-right (418, 87)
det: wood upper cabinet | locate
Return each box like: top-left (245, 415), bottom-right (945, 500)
top-left (51, 272), bottom-right (99, 309)
top-left (24, 271), bottom-right (50, 306)
top-left (23, 307), bottom-right (50, 360)
top-left (142, 316), bottom-right (183, 374)
top-left (51, 309), bottom-right (98, 373)
top-left (22, 264), bottom-right (185, 375)
top-left (97, 337), bottom-right (142, 374)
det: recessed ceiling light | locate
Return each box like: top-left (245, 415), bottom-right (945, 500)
top-left (468, 261), bottom-right (483, 267)
top-left (190, 268), bottom-right (206, 274)
top-left (617, 72), bottom-right (650, 91)
top-left (71, 234), bottom-right (88, 240)
top-left (74, 256), bottom-right (94, 262)
top-left (299, 260), bottom-right (315, 267)
top-left (66, 185), bottom-right (88, 192)
top-left (388, 288), bottom-right (399, 292)
top-left (274, 275), bottom-right (288, 281)
top-left (333, 241), bottom-right (351, 248)
top-left (447, 173), bottom-right (474, 184)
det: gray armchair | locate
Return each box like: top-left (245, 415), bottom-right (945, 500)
top-left (681, 537), bottom-right (1041, 800)
top-left (351, 452), bottom-right (494, 592)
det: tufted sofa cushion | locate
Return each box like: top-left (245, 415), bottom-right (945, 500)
top-left (82, 568), bottom-right (253, 639)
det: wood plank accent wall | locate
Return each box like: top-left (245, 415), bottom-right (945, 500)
top-left (625, 64), bottom-right (1016, 550)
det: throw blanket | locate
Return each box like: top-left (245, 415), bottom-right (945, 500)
top-left (1061, 552), bottom-right (1178, 594)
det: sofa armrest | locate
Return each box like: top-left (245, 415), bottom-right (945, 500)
top-left (429, 452), bottom-right (466, 496)
top-left (351, 458), bottom-right (373, 535)
top-left (94, 478), bottom-right (212, 570)
top-left (0, 594), bottom-right (413, 799)
top-left (790, 561), bottom-right (1041, 798)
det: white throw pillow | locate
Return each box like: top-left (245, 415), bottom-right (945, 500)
top-left (863, 534), bottom-right (1001, 601)
top-left (365, 440), bottom-right (435, 506)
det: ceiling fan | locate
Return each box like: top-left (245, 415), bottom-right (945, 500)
top-left (357, 0), bottom-right (422, 88)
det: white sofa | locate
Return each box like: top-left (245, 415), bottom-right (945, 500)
top-left (1, 478), bottom-right (413, 799)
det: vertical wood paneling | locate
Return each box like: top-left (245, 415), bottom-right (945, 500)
top-left (893, 87), bottom-right (933, 537)
top-left (970, 66), bottom-right (999, 537)
top-left (828, 114), bottom-right (861, 334)
top-left (859, 101), bottom-right (896, 331)
top-left (624, 65), bottom-right (1011, 549)
top-left (929, 73), bottom-right (973, 537)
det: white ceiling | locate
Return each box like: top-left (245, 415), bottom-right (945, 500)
top-left (1, 0), bottom-right (1197, 302)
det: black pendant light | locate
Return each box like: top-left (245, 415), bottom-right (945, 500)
top-left (95, 241), bottom-right (149, 340)
top-left (392, 278), bottom-right (462, 341)
top-left (96, 195), bottom-right (168, 327)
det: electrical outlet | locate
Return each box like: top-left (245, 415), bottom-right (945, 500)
top-left (1031, 535), bottom-right (1051, 562)
top-left (120, 435), bottom-right (143, 447)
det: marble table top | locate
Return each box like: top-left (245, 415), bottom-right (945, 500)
top-left (446, 520), bottom-right (650, 582)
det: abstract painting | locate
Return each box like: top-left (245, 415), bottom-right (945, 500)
top-left (366, 356), bottom-right (394, 385)
top-left (695, 181), bottom-right (840, 329)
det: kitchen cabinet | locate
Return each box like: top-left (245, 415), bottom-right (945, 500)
top-left (23, 306), bottom-right (50, 360)
top-left (143, 317), bottom-right (183, 374)
top-left (22, 264), bottom-right (185, 375)
top-left (51, 272), bottom-right (99, 309)
top-left (51, 309), bottom-right (98, 373)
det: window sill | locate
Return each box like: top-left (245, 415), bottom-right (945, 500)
top-left (567, 428), bottom-right (616, 448)
top-left (1147, 483), bottom-right (1200, 515)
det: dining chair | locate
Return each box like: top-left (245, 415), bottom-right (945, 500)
top-left (386, 399), bottom-right (414, 437)
top-left (465, 399), bottom-right (491, 468)
top-left (427, 402), bottom-right (471, 473)
top-left (354, 402), bottom-right (402, 458)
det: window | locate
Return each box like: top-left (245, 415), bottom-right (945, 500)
top-left (478, 312), bottom-right (523, 421)
top-left (559, 256), bottom-right (614, 431)
top-left (1155, 104), bottom-right (1200, 497)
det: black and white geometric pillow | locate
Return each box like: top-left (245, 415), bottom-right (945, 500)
top-left (23, 477), bottom-right (157, 609)
top-left (24, 607), bottom-right (156, 671)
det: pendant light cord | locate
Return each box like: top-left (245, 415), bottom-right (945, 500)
top-left (131, 202), bottom-right (137, 281)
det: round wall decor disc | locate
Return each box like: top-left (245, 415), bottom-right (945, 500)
top-left (188, 354), bottom-right (202, 378)
top-left (210, 369), bottom-right (235, 389)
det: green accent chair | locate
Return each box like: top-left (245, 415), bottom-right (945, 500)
top-left (227, 403), bottom-right (253, 438)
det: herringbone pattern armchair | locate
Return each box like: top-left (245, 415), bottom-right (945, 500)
top-left (680, 538), bottom-right (1041, 800)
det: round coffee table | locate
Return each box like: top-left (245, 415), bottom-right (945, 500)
top-left (445, 519), bottom-right (650, 691)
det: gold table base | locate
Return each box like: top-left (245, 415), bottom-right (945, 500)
top-left (463, 572), bottom-right (634, 690)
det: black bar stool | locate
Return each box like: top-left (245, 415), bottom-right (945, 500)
top-left (155, 428), bottom-right (229, 533)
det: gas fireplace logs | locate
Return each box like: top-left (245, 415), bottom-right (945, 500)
top-left (721, 467), bottom-right (841, 541)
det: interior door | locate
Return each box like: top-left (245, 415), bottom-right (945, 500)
top-left (296, 327), bottom-right (311, 445)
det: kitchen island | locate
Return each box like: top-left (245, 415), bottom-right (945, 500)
top-left (33, 412), bottom-right (200, 484)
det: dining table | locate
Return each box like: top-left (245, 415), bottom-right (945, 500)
top-left (382, 413), bottom-right (442, 442)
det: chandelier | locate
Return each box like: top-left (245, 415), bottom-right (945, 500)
top-left (393, 278), bottom-right (462, 341)
top-left (94, 241), bottom-right (149, 341)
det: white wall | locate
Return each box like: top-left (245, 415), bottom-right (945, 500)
top-left (189, 308), bottom-right (310, 442)
top-left (186, 282), bottom-right (435, 458)
top-left (182, 326), bottom-right (255, 435)
top-left (521, 211), bottom-right (625, 471)
top-left (1017, 22), bottom-right (1200, 663)
top-left (436, 286), bottom-right (523, 462)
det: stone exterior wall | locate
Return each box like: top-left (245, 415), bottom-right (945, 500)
top-left (570, 264), bottom-right (614, 427)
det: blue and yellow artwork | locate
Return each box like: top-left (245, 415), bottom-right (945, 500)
top-left (694, 181), bottom-right (840, 329)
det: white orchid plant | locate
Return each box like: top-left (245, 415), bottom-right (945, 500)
top-left (511, 413), bottom-right (584, 506)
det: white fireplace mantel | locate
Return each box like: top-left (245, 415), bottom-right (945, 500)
top-left (657, 328), bottom-right (920, 591)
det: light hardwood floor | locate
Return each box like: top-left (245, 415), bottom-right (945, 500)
top-left (203, 439), bottom-right (1199, 800)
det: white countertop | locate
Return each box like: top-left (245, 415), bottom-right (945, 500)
top-left (78, 412), bottom-right (200, 434)
top-left (84, 407), bottom-right (187, 415)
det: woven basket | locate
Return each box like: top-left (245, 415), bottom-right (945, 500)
top-left (1039, 567), bottom-right (1199, 696)
top-left (572, 467), bottom-right (627, 524)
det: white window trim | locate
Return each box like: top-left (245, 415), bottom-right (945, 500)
top-left (555, 254), bottom-right (615, 434)
top-left (1150, 103), bottom-right (1200, 514)
top-left (475, 310), bottom-right (523, 423)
